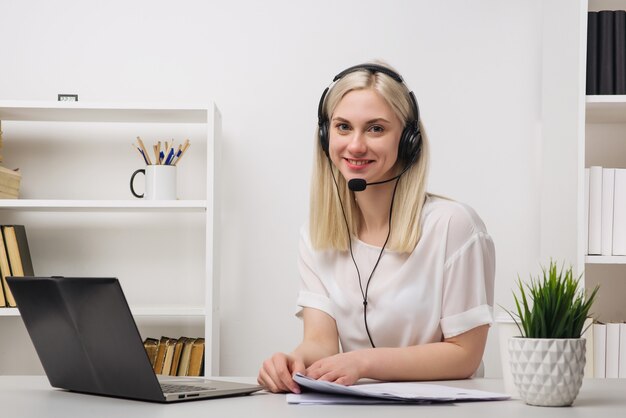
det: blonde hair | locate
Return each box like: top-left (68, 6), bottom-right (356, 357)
top-left (310, 63), bottom-right (430, 253)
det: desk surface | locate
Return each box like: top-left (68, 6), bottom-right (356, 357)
top-left (1, 376), bottom-right (625, 417)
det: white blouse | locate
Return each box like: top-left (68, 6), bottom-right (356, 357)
top-left (296, 195), bottom-right (495, 352)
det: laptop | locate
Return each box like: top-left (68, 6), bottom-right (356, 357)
top-left (7, 276), bottom-right (262, 403)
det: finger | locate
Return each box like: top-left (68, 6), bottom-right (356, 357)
top-left (275, 357), bottom-right (300, 393)
top-left (304, 362), bottom-right (326, 380)
top-left (334, 376), bottom-right (355, 386)
top-left (258, 368), bottom-right (280, 393)
top-left (292, 357), bottom-right (306, 375)
top-left (317, 369), bottom-right (340, 382)
top-left (264, 358), bottom-right (289, 392)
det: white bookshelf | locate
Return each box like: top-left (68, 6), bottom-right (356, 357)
top-left (581, 0), bottom-right (626, 324)
top-left (0, 100), bottom-right (221, 375)
top-left (0, 199), bottom-right (208, 211)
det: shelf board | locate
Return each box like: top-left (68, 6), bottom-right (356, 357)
top-left (0, 308), bottom-right (19, 316)
top-left (0, 101), bottom-right (212, 123)
top-left (131, 307), bottom-right (205, 316)
top-left (585, 255), bottom-right (626, 264)
top-left (0, 307), bottom-right (205, 317)
top-left (0, 199), bottom-right (207, 212)
top-left (586, 96), bottom-right (626, 123)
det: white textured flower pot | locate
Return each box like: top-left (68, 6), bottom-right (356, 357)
top-left (508, 337), bottom-right (586, 407)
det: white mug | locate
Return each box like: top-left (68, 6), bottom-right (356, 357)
top-left (130, 165), bottom-right (177, 200)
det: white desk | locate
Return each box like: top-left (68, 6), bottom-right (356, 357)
top-left (1, 376), bottom-right (625, 417)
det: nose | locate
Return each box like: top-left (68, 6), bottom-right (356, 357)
top-left (346, 132), bottom-right (367, 155)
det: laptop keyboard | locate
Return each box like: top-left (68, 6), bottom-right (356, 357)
top-left (160, 383), bottom-right (217, 394)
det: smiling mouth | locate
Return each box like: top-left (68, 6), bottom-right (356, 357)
top-left (345, 158), bottom-right (373, 166)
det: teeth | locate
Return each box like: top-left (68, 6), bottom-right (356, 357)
top-left (348, 159), bottom-right (369, 166)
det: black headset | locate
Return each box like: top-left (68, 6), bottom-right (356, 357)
top-left (317, 63), bottom-right (422, 168)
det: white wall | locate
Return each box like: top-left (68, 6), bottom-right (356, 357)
top-left (0, 0), bottom-right (544, 377)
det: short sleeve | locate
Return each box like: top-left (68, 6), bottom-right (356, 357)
top-left (295, 227), bottom-right (335, 319)
top-left (439, 217), bottom-right (495, 339)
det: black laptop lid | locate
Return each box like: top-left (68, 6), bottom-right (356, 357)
top-left (8, 276), bottom-right (165, 402)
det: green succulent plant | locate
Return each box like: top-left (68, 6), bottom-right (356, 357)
top-left (506, 261), bottom-right (599, 339)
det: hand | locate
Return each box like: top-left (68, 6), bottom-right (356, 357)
top-left (304, 351), bottom-right (365, 386)
top-left (257, 352), bottom-right (306, 393)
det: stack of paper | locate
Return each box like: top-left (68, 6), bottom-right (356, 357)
top-left (287, 373), bottom-right (510, 405)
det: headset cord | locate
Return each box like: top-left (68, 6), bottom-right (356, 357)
top-left (327, 155), bottom-right (401, 348)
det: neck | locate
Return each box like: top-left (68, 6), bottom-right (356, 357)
top-left (355, 179), bottom-right (398, 238)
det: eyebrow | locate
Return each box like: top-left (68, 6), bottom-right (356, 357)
top-left (331, 116), bottom-right (391, 124)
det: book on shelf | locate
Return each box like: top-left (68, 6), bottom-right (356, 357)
top-left (593, 322), bottom-right (607, 378)
top-left (613, 169), bottom-right (626, 255)
top-left (144, 336), bottom-right (204, 376)
top-left (153, 336), bottom-right (173, 375)
top-left (177, 337), bottom-right (196, 376)
top-left (616, 11), bottom-right (626, 94)
top-left (593, 321), bottom-right (626, 379)
top-left (598, 10), bottom-right (615, 95)
top-left (169, 338), bottom-right (186, 376)
top-left (0, 166), bottom-right (20, 199)
top-left (586, 10), bottom-right (626, 95)
top-left (588, 166), bottom-right (602, 255)
top-left (161, 339), bottom-right (177, 375)
top-left (2, 225), bottom-right (34, 277)
top-left (0, 251), bottom-right (5, 307)
top-left (188, 338), bottom-right (205, 377)
top-left (601, 168), bottom-right (615, 256)
top-left (587, 11), bottom-right (599, 95)
top-left (0, 227), bottom-right (17, 307)
top-left (606, 323), bottom-right (620, 379)
top-left (584, 166), bottom-right (626, 256)
top-left (620, 323), bottom-right (626, 378)
top-left (143, 338), bottom-right (159, 368)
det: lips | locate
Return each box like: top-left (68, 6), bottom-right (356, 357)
top-left (344, 158), bottom-right (373, 170)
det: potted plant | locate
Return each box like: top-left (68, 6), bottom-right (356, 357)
top-left (506, 260), bottom-right (599, 407)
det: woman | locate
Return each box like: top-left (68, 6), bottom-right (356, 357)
top-left (258, 62), bottom-right (495, 393)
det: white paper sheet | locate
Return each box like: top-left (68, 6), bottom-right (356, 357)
top-left (288, 373), bottom-right (510, 404)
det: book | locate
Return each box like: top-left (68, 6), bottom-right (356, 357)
top-left (585, 168), bottom-right (590, 255)
top-left (177, 338), bottom-right (196, 376)
top-left (0, 228), bottom-right (15, 307)
top-left (619, 323), bottom-right (626, 378)
top-left (161, 339), bottom-right (177, 375)
top-left (2, 225), bottom-right (34, 277)
top-left (169, 338), bottom-right (186, 376)
top-left (188, 338), bottom-right (205, 376)
top-left (593, 323), bottom-right (607, 378)
top-left (587, 12), bottom-right (599, 95)
top-left (153, 336), bottom-right (170, 374)
top-left (606, 323), bottom-right (620, 378)
top-left (583, 317), bottom-right (594, 377)
top-left (588, 166), bottom-right (603, 254)
top-left (598, 10), bottom-right (615, 94)
top-left (612, 169), bottom-right (626, 255)
top-left (0, 257), bottom-right (5, 307)
top-left (601, 168), bottom-right (615, 255)
top-left (616, 11), bottom-right (626, 94)
top-left (0, 166), bottom-right (20, 189)
top-left (0, 189), bottom-right (19, 199)
top-left (143, 338), bottom-right (159, 368)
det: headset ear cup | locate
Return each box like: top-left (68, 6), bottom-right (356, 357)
top-left (319, 122), bottom-right (330, 156)
top-left (398, 125), bottom-right (421, 166)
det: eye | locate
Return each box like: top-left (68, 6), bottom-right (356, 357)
top-left (335, 123), bottom-right (351, 133)
top-left (368, 125), bottom-right (384, 134)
